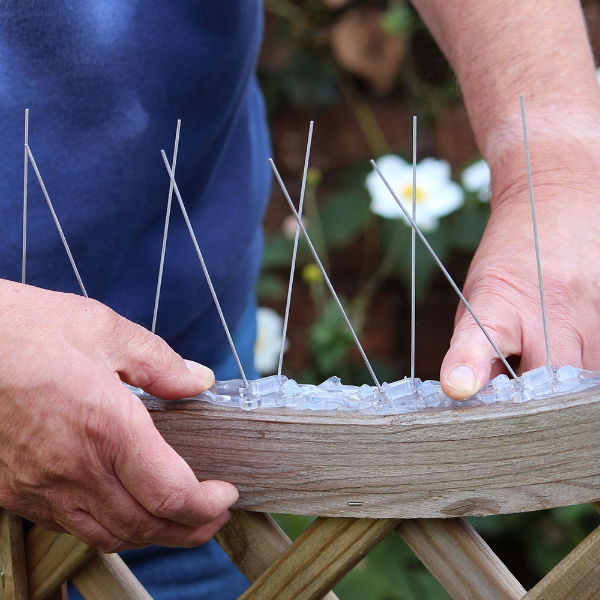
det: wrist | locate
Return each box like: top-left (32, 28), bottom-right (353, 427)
top-left (487, 109), bottom-right (600, 210)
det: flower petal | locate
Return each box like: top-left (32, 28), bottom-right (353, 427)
top-left (417, 157), bottom-right (452, 182)
top-left (461, 159), bottom-right (490, 193)
top-left (366, 154), bottom-right (413, 220)
top-left (428, 180), bottom-right (465, 218)
top-left (418, 213), bottom-right (439, 232)
top-left (254, 307), bottom-right (284, 374)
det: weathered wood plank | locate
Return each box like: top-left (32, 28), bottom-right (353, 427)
top-left (144, 387), bottom-right (600, 518)
top-left (217, 511), bottom-right (339, 600)
top-left (239, 517), bottom-right (399, 600)
top-left (71, 553), bottom-right (151, 600)
top-left (0, 511), bottom-right (28, 600)
top-left (216, 512), bottom-right (291, 579)
top-left (524, 524), bottom-right (600, 600)
top-left (397, 518), bottom-right (526, 600)
top-left (47, 583), bottom-right (67, 600)
top-left (26, 526), bottom-right (96, 600)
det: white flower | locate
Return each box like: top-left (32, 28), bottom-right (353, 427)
top-left (366, 154), bottom-right (464, 231)
top-left (461, 159), bottom-right (491, 202)
top-left (254, 307), bottom-right (285, 374)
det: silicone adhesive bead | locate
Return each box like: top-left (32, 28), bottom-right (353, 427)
top-left (133, 366), bottom-right (600, 416)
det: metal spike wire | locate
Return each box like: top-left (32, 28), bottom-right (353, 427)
top-left (270, 158), bottom-right (382, 391)
top-left (22, 109), bottom-right (29, 284)
top-left (25, 145), bottom-right (88, 297)
top-left (151, 119), bottom-right (181, 334)
top-left (160, 149), bottom-right (248, 385)
top-left (370, 159), bottom-right (519, 380)
top-left (277, 120), bottom-right (314, 382)
top-left (519, 95), bottom-right (551, 368)
top-left (410, 116), bottom-right (417, 380)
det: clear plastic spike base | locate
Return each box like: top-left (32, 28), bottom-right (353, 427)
top-left (132, 365), bottom-right (600, 415)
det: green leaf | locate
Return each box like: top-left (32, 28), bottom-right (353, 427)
top-left (309, 298), bottom-right (354, 374)
top-left (335, 532), bottom-right (451, 600)
top-left (280, 52), bottom-right (339, 110)
top-left (450, 205), bottom-right (489, 252)
top-left (272, 514), bottom-right (315, 541)
top-left (262, 234), bottom-right (295, 270)
top-left (381, 4), bottom-right (414, 36)
top-left (318, 186), bottom-right (370, 249)
top-left (380, 217), bottom-right (451, 300)
top-left (257, 273), bottom-right (286, 301)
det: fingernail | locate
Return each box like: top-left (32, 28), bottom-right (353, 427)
top-left (184, 360), bottom-right (215, 386)
top-left (446, 364), bottom-right (477, 394)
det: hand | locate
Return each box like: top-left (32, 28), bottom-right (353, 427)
top-left (440, 139), bottom-right (600, 399)
top-left (0, 280), bottom-right (238, 552)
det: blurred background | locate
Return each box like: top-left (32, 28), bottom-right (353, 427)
top-left (254, 1), bottom-right (600, 597)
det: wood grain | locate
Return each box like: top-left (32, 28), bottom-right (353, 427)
top-left (0, 510), bottom-right (28, 600)
top-left (144, 386), bottom-right (600, 518)
top-left (217, 511), bottom-right (339, 600)
top-left (71, 553), bottom-right (152, 600)
top-left (524, 524), bottom-right (600, 600)
top-left (239, 517), bottom-right (399, 600)
top-left (216, 512), bottom-right (292, 578)
top-left (26, 526), bottom-right (96, 600)
top-left (47, 583), bottom-right (67, 600)
top-left (397, 518), bottom-right (526, 600)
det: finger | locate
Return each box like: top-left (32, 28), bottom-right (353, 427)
top-left (35, 520), bottom-right (68, 534)
top-left (520, 322), bottom-right (583, 373)
top-left (58, 507), bottom-right (145, 554)
top-left (441, 291), bottom-right (522, 400)
top-left (89, 474), bottom-right (232, 547)
top-left (0, 493), bottom-right (67, 534)
top-left (114, 394), bottom-right (239, 527)
top-left (107, 315), bottom-right (214, 399)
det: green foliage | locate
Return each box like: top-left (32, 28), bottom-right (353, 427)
top-left (262, 233), bottom-right (295, 271)
top-left (256, 272), bottom-right (286, 300)
top-left (335, 533), bottom-right (451, 600)
top-left (381, 3), bottom-right (414, 36)
top-left (310, 298), bottom-right (355, 376)
top-left (449, 197), bottom-right (490, 252)
top-left (378, 216), bottom-right (453, 300)
top-left (319, 186), bottom-right (370, 249)
top-left (272, 513), bottom-right (315, 540)
top-left (271, 52), bottom-right (339, 111)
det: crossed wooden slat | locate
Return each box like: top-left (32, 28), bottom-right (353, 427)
top-left (2, 506), bottom-right (599, 599)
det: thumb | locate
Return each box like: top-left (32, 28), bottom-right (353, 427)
top-left (115, 391), bottom-right (239, 527)
top-left (440, 291), bottom-right (522, 400)
top-left (108, 317), bottom-right (215, 399)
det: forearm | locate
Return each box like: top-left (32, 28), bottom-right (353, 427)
top-left (412, 0), bottom-right (600, 171)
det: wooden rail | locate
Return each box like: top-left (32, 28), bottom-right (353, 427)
top-left (144, 386), bottom-right (600, 518)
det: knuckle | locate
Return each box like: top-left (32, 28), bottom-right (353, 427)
top-left (85, 299), bottom-right (124, 352)
top-left (127, 329), bottom-right (177, 386)
top-left (543, 272), bottom-right (577, 311)
top-left (84, 297), bottom-right (117, 328)
top-left (466, 266), bottom-right (520, 302)
top-left (31, 458), bottom-right (74, 489)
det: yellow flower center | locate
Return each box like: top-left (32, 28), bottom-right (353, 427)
top-left (302, 263), bottom-right (323, 284)
top-left (400, 183), bottom-right (426, 204)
